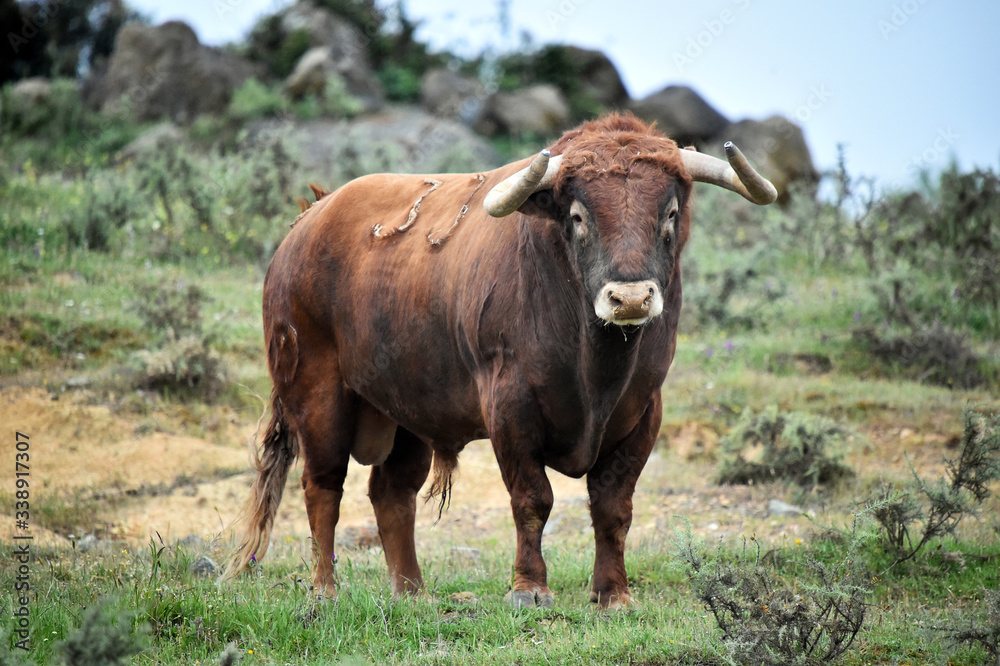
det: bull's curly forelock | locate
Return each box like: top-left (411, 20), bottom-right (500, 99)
top-left (549, 112), bottom-right (692, 187)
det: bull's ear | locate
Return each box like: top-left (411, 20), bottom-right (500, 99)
top-left (517, 189), bottom-right (561, 220)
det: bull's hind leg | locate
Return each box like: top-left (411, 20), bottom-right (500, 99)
top-left (586, 394), bottom-right (660, 609)
top-left (368, 428), bottom-right (432, 595)
top-left (289, 378), bottom-right (356, 599)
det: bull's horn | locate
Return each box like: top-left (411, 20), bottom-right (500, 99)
top-left (484, 150), bottom-right (563, 217)
top-left (680, 142), bottom-right (778, 205)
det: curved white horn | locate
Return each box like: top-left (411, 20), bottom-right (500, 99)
top-left (680, 142), bottom-right (778, 205)
top-left (484, 150), bottom-right (563, 217)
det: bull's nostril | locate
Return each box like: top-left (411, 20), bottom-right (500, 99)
top-left (608, 291), bottom-right (624, 307)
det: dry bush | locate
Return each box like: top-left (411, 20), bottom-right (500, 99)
top-left (716, 406), bottom-right (855, 490)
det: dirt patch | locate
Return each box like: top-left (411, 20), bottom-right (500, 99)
top-left (1, 386), bottom-right (981, 560)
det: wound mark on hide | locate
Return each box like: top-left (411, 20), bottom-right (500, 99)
top-left (427, 174), bottom-right (486, 248)
top-left (373, 178), bottom-right (443, 239)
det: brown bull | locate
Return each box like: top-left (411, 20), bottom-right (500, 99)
top-left (224, 113), bottom-right (776, 608)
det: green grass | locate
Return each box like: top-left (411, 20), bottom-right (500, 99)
top-left (2, 528), bottom-right (997, 664)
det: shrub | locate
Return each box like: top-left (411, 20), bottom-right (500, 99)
top-left (57, 602), bottom-right (147, 665)
top-left (129, 283), bottom-right (227, 400)
top-left (716, 406), bottom-right (855, 489)
top-left (870, 408), bottom-right (1000, 568)
top-left (673, 522), bottom-right (869, 665)
top-left (228, 79), bottom-right (288, 121)
top-left (131, 332), bottom-right (226, 400)
top-left (938, 587), bottom-right (1000, 662)
top-left (853, 322), bottom-right (986, 389)
top-left (863, 165), bottom-right (1000, 335)
top-left (683, 252), bottom-right (787, 331)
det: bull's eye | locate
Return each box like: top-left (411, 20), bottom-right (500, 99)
top-left (569, 200), bottom-right (589, 240)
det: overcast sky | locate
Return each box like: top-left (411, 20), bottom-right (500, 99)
top-left (129, 0), bottom-right (1000, 191)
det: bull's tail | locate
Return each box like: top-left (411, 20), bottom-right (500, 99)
top-left (424, 448), bottom-right (458, 521)
top-left (221, 390), bottom-right (298, 581)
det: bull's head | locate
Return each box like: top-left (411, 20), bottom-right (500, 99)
top-left (483, 116), bottom-right (776, 327)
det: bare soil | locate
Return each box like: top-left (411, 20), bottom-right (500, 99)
top-left (1, 386), bottom-right (982, 560)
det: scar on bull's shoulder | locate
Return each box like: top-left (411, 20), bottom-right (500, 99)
top-left (372, 178), bottom-right (443, 239)
top-left (427, 174), bottom-right (486, 248)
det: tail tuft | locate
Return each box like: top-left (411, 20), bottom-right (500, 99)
top-left (221, 391), bottom-right (298, 582)
top-left (424, 448), bottom-right (459, 521)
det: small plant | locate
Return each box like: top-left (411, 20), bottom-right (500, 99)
top-left (129, 283), bottom-right (227, 399)
top-left (228, 78), bottom-right (288, 121)
top-left (937, 587), bottom-right (1000, 664)
top-left (716, 406), bottom-right (855, 489)
top-left (57, 602), bottom-right (147, 665)
top-left (871, 408), bottom-right (1000, 568)
top-left (672, 520), bottom-right (869, 665)
top-left (132, 284), bottom-right (209, 341)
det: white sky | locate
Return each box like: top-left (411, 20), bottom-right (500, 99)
top-left (130, 0), bottom-right (1000, 190)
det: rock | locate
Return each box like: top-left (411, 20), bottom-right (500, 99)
top-left (630, 85), bottom-right (729, 146)
top-left (176, 534), bottom-right (205, 549)
top-left (563, 46), bottom-right (629, 107)
top-left (253, 108), bottom-right (500, 178)
top-left (283, 45), bottom-right (383, 113)
top-left (82, 21), bottom-right (261, 122)
top-left (253, 1), bottom-right (384, 111)
top-left (11, 77), bottom-right (53, 105)
top-left (478, 84), bottom-right (571, 136)
top-left (188, 555), bottom-right (218, 577)
top-left (336, 524), bottom-right (381, 550)
top-left (767, 498), bottom-right (805, 517)
top-left (449, 591), bottom-right (479, 604)
top-left (115, 122), bottom-right (184, 163)
top-left (420, 68), bottom-right (487, 124)
top-left (63, 376), bottom-right (93, 389)
top-left (711, 115), bottom-right (819, 204)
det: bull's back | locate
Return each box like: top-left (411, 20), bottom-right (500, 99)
top-left (264, 172), bottom-right (506, 440)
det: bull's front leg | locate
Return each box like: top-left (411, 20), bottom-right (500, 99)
top-left (489, 401), bottom-right (555, 609)
top-left (586, 394), bottom-right (660, 609)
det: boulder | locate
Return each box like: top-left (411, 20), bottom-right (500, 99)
top-left (420, 68), bottom-right (487, 124)
top-left (82, 21), bottom-right (261, 122)
top-left (115, 122), bottom-right (185, 163)
top-left (713, 115), bottom-right (819, 203)
top-left (478, 84), bottom-right (571, 136)
top-left (563, 46), bottom-right (629, 108)
top-left (630, 85), bottom-right (729, 146)
top-left (257, 1), bottom-right (383, 111)
top-left (249, 107), bottom-right (501, 180)
top-left (283, 45), bottom-right (382, 113)
top-left (10, 77), bottom-right (53, 105)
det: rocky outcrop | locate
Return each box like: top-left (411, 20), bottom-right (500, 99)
top-left (82, 21), bottom-right (260, 122)
top-left (630, 85), bottom-right (729, 147)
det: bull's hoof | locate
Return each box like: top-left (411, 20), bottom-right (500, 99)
top-left (505, 588), bottom-right (555, 609)
top-left (590, 590), bottom-right (633, 610)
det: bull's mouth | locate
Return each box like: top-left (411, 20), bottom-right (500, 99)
top-left (593, 280), bottom-right (663, 326)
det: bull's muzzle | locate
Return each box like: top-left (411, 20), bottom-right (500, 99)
top-left (594, 280), bottom-right (663, 326)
